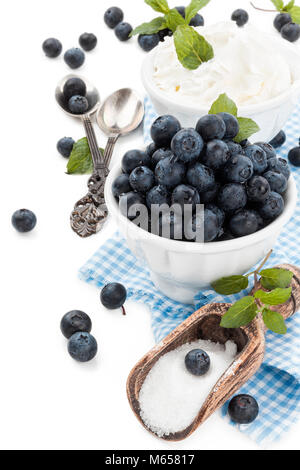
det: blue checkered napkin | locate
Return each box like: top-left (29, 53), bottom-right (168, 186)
top-left (79, 98), bottom-right (300, 447)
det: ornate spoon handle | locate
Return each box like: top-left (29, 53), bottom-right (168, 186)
top-left (104, 134), bottom-right (120, 168)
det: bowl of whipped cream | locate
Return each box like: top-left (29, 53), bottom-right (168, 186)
top-left (142, 22), bottom-right (300, 142)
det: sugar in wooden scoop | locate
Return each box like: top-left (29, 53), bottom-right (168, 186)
top-left (139, 340), bottom-right (237, 437)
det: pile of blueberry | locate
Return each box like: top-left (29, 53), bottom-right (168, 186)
top-left (60, 310), bottom-right (98, 362)
top-left (112, 113), bottom-right (290, 242)
top-left (62, 77), bottom-right (89, 115)
top-left (104, 7), bottom-right (133, 42)
top-left (274, 13), bottom-right (300, 42)
top-left (42, 32), bottom-right (97, 68)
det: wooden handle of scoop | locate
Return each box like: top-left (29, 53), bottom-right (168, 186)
top-left (252, 264), bottom-right (300, 322)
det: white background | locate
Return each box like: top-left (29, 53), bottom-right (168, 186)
top-left (1, 0), bottom-right (299, 451)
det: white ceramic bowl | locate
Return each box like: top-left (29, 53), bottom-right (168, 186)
top-left (105, 165), bottom-right (297, 304)
top-left (142, 39), bottom-right (300, 143)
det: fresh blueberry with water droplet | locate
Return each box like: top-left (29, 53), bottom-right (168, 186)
top-left (196, 114), bottom-right (226, 141)
top-left (122, 149), bottom-right (151, 174)
top-left (171, 128), bottom-right (204, 163)
top-left (267, 157), bottom-right (290, 180)
top-left (263, 171), bottom-right (288, 195)
top-left (202, 140), bottom-right (230, 170)
top-left (186, 162), bottom-right (215, 193)
top-left (151, 115), bottom-right (181, 148)
top-left (155, 156), bottom-right (185, 189)
top-left (254, 142), bottom-right (276, 160)
top-left (60, 310), bottom-right (92, 339)
top-left (223, 155), bottom-right (254, 183)
top-left (218, 184), bottom-right (247, 213)
top-left (185, 349), bottom-right (210, 376)
top-left (243, 145), bottom-right (268, 174)
top-left (218, 113), bottom-right (239, 139)
top-left (171, 184), bottom-right (200, 211)
top-left (258, 192), bottom-right (284, 220)
top-left (112, 174), bottom-right (131, 199)
top-left (228, 395), bottom-right (259, 424)
top-left (152, 148), bottom-right (173, 168)
top-left (146, 185), bottom-right (170, 208)
top-left (247, 176), bottom-right (270, 203)
top-left (129, 166), bottom-right (155, 193)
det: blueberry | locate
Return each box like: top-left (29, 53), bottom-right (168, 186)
top-left (158, 28), bottom-right (173, 41)
top-left (186, 209), bottom-right (219, 242)
top-left (79, 33), bottom-right (97, 51)
top-left (231, 9), bottom-right (249, 27)
top-left (104, 7), bottom-right (124, 29)
top-left (112, 174), bottom-right (131, 199)
top-left (218, 230), bottom-right (235, 241)
top-left (158, 210), bottom-right (183, 240)
top-left (64, 48), bottom-right (85, 69)
top-left (258, 192), bottom-right (284, 220)
top-left (151, 115), bottom-right (181, 148)
top-left (200, 183), bottom-right (220, 204)
top-left (223, 155), bottom-right (254, 183)
top-left (186, 162), bottom-right (215, 193)
top-left (68, 95), bottom-right (89, 114)
top-left (228, 395), bottom-right (259, 424)
top-left (202, 140), bottom-right (230, 170)
top-left (247, 175), bottom-right (270, 203)
top-left (155, 156), bottom-right (185, 189)
top-left (57, 137), bottom-right (75, 158)
top-left (68, 332), bottom-right (97, 363)
top-left (175, 6), bottom-right (185, 17)
top-left (115, 22), bottom-right (133, 41)
top-left (138, 33), bottom-right (160, 51)
top-left (274, 13), bottom-right (292, 32)
top-left (243, 145), bottom-right (268, 174)
top-left (263, 171), bottom-right (288, 195)
top-left (240, 139), bottom-right (250, 148)
top-left (119, 191), bottom-right (146, 220)
top-left (267, 157), bottom-right (290, 180)
top-left (171, 128), bottom-right (204, 163)
top-left (226, 141), bottom-right (242, 156)
top-left (218, 184), bottom-right (247, 213)
top-left (196, 114), bottom-right (226, 141)
top-left (63, 77), bottom-right (87, 101)
top-left (269, 130), bottom-right (286, 148)
top-left (101, 283), bottom-right (127, 310)
top-left (218, 113), bottom-right (239, 139)
top-left (281, 22), bottom-right (300, 42)
top-left (152, 148), bottom-right (173, 168)
top-left (145, 142), bottom-right (157, 159)
top-left (185, 349), bottom-right (210, 376)
top-left (288, 147), bottom-right (300, 167)
top-left (42, 38), bottom-right (62, 58)
top-left (189, 14), bottom-right (204, 27)
top-left (129, 166), bottom-right (155, 193)
top-left (171, 184), bottom-right (200, 211)
top-left (229, 210), bottom-right (259, 237)
top-left (254, 142), bottom-right (276, 160)
top-left (12, 209), bottom-right (37, 233)
top-left (60, 310), bottom-right (92, 339)
top-left (122, 149), bottom-right (151, 174)
top-left (146, 185), bottom-right (170, 208)
top-left (205, 204), bottom-right (225, 227)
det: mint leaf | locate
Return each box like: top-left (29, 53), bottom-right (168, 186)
top-left (262, 308), bottom-right (287, 335)
top-left (234, 117), bottom-right (260, 143)
top-left (289, 5), bottom-right (300, 23)
top-left (174, 24), bottom-right (213, 70)
top-left (208, 93), bottom-right (238, 116)
top-left (185, 0), bottom-right (211, 25)
top-left (283, 0), bottom-right (295, 12)
top-left (67, 138), bottom-right (104, 175)
top-left (254, 287), bottom-right (292, 305)
top-left (211, 275), bottom-right (248, 295)
top-left (270, 0), bottom-right (284, 10)
top-left (165, 8), bottom-right (185, 32)
top-left (220, 297), bottom-right (258, 328)
top-left (131, 17), bottom-right (167, 36)
top-left (145, 0), bottom-right (170, 14)
top-left (260, 268), bottom-right (293, 290)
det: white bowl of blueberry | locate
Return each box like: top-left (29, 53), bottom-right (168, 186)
top-left (106, 110), bottom-right (297, 304)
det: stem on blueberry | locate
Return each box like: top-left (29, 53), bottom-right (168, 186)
top-left (121, 306), bottom-right (126, 316)
top-left (250, 2), bottom-right (277, 12)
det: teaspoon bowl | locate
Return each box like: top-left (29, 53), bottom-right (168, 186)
top-left (55, 74), bottom-right (101, 118)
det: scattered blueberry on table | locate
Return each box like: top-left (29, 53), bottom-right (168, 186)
top-left (288, 146), bottom-right (300, 167)
top-left (57, 137), bottom-right (75, 158)
top-left (115, 22), bottom-right (133, 42)
top-left (64, 47), bottom-right (85, 69)
top-left (68, 332), bottom-right (98, 363)
top-left (228, 394), bottom-right (259, 424)
top-left (269, 130), bottom-right (286, 149)
top-left (42, 38), bottom-right (62, 58)
top-left (100, 283), bottom-right (127, 315)
top-left (12, 209), bottom-right (37, 233)
top-left (60, 310), bottom-right (92, 339)
top-left (185, 349), bottom-right (211, 376)
top-left (79, 32), bottom-right (97, 51)
top-left (104, 7), bottom-right (124, 29)
top-left (231, 9), bottom-right (249, 27)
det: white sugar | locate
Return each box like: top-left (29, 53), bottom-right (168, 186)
top-left (139, 340), bottom-right (237, 437)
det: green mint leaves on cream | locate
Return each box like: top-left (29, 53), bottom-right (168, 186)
top-left (67, 137), bottom-right (104, 175)
top-left (266, 0), bottom-right (300, 23)
top-left (208, 93), bottom-right (260, 143)
top-left (212, 251), bottom-right (293, 335)
top-left (131, 0), bottom-right (213, 70)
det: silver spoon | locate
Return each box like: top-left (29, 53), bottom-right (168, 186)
top-left (55, 74), bottom-right (108, 238)
top-left (97, 88), bottom-right (145, 171)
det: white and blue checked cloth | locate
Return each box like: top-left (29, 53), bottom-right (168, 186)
top-left (79, 98), bottom-right (300, 447)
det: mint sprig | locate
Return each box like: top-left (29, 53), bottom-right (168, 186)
top-left (208, 93), bottom-right (260, 143)
top-left (66, 137), bottom-right (104, 175)
top-left (212, 250), bottom-right (293, 335)
top-left (131, 0), bottom-right (213, 70)
top-left (252, 1), bottom-right (300, 24)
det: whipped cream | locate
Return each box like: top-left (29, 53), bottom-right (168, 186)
top-left (153, 22), bottom-right (293, 107)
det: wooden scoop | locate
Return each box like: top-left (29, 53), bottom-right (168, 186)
top-left (127, 264), bottom-right (300, 441)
